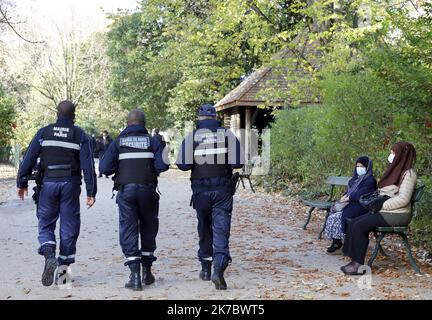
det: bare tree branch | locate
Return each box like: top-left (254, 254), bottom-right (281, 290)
top-left (0, 4), bottom-right (44, 44)
top-left (246, 0), bottom-right (275, 26)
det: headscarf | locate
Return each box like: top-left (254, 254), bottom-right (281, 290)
top-left (346, 156), bottom-right (373, 197)
top-left (378, 141), bottom-right (416, 188)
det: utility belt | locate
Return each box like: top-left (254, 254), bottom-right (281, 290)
top-left (112, 180), bottom-right (160, 199)
top-left (191, 174), bottom-right (239, 194)
top-left (189, 173), bottom-right (239, 209)
top-left (117, 182), bottom-right (158, 191)
top-left (44, 164), bottom-right (79, 178)
top-left (191, 163), bottom-right (231, 180)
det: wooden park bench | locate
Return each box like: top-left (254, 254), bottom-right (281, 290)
top-left (301, 176), bottom-right (351, 239)
top-left (367, 182), bottom-right (425, 274)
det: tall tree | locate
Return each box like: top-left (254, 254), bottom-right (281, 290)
top-left (28, 24), bottom-right (109, 108)
top-left (106, 0), bottom-right (309, 128)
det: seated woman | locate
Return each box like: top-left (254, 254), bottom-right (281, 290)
top-left (325, 156), bottom-right (377, 254)
top-left (341, 142), bottom-right (417, 275)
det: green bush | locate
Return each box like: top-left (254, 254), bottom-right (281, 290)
top-left (268, 105), bottom-right (322, 187)
top-left (267, 69), bottom-right (397, 194)
top-left (0, 147), bottom-right (11, 163)
top-left (0, 87), bottom-right (16, 148)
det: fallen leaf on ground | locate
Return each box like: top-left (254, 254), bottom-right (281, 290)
top-left (22, 288), bottom-right (31, 295)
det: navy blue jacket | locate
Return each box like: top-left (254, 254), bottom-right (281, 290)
top-left (17, 117), bottom-right (97, 197)
top-left (176, 119), bottom-right (244, 195)
top-left (341, 174), bottom-right (377, 233)
top-left (99, 124), bottom-right (169, 177)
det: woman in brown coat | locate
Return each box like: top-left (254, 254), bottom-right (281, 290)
top-left (341, 142), bottom-right (417, 275)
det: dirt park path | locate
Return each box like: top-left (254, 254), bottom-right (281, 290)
top-left (1, 169), bottom-right (432, 300)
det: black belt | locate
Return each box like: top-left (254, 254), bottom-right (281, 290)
top-left (45, 164), bottom-right (77, 178)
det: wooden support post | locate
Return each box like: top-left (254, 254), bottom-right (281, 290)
top-left (230, 107), bottom-right (241, 139)
top-left (245, 106), bottom-right (251, 161)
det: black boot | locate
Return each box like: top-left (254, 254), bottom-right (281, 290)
top-left (326, 239), bottom-right (343, 255)
top-left (211, 267), bottom-right (227, 290)
top-left (41, 247), bottom-right (57, 287)
top-left (199, 261), bottom-right (211, 281)
top-left (142, 265), bottom-right (155, 285)
top-left (125, 263), bottom-right (142, 291)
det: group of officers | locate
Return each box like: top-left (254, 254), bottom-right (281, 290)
top-left (17, 100), bottom-right (244, 291)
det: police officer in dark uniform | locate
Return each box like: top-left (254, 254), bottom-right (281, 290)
top-left (17, 100), bottom-right (97, 286)
top-left (177, 104), bottom-right (244, 290)
top-left (99, 109), bottom-right (168, 291)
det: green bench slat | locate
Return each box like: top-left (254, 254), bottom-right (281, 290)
top-left (301, 176), bottom-right (350, 210)
top-left (376, 226), bottom-right (408, 233)
top-left (326, 176), bottom-right (351, 186)
top-left (301, 199), bottom-right (332, 209)
top-left (374, 183), bottom-right (425, 234)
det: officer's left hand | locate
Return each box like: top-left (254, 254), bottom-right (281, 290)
top-left (18, 188), bottom-right (28, 201)
top-left (86, 197), bottom-right (95, 209)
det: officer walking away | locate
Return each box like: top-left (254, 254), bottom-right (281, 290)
top-left (176, 104), bottom-right (244, 290)
top-left (96, 130), bottom-right (112, 178)
top-left (99, 109), bottom-right (169, 291)
top-left (16, 100), bottom-right (97, 286)
top-left (152, 128), bottom-right (166, 149)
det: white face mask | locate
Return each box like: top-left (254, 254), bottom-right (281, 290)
top-left (388, 153), bottom-right (395, 164)
top-left (356, 167), bottom-right (367, 176)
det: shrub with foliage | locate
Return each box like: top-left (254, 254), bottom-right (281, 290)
top-left (0, 87), bottom-right (15, 149)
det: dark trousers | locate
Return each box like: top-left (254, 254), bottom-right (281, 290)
top-left (193, 190), bottom-right (233, 270)
top-left (37, 181), bottom-right (81, 265)
top-left (98, 153), bottom-right (106, 177)
top-left (341, 202), bottom-right (368, 234)
top-left (343, 212), bottom-right (389, 265)
top-left (117, 184), bottom-right (160, 266)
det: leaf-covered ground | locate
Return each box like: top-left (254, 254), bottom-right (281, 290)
top-left (0, 169), bottom-right (431, 300)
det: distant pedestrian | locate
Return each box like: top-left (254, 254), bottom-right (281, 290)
top-left (152, 128), bottom-right (166, 149)
top-left (95, 130), bottom-right (112, 178)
